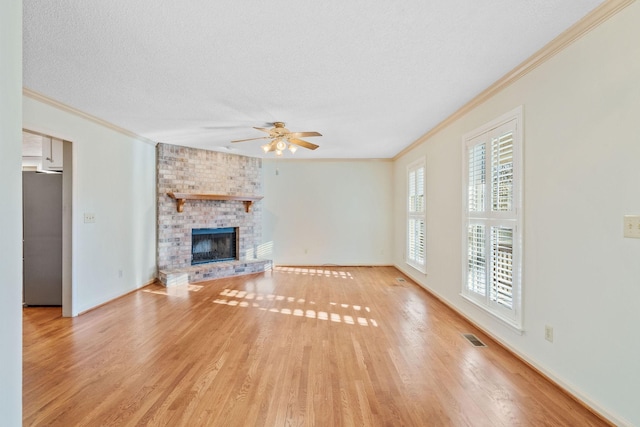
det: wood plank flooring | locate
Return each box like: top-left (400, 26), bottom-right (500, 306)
top-left (23, 266), bottom-right (608, 426)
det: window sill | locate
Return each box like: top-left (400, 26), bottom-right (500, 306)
top-left (460, 293), bottom-right (523, 335)
top-left (406, 261), bottom-right (427, 275)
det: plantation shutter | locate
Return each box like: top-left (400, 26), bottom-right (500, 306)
top-left (408, 218), bottom-right (425, 265)
top-left (491, 130), bottom-right (514, 212)
top-left (490, 226), bottom-right (513, 309)
top-left (467, 224), bottom-right (486, 295)
top-left (462, 108), bottom-right (521, 328)
top-left (468, 144), bottom-right (485, 212)
top-left (407, 159), bottom-right (426, 272)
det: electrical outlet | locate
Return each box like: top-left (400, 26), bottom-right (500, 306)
top-left (623, 215), bottom-right (640, 238)
top-left (545, 325), bottom-right (554, 343)
top-left (84, 212), bottom-right (96, 223)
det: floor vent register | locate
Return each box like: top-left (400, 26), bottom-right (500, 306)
top-left (462, 333), bottom-right (487, 347)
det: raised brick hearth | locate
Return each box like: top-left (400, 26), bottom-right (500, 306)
top-left (156, 143), bottom-right (271, 285)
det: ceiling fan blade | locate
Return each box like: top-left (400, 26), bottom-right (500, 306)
top-left (231, 136), bottom-right (270, 143)
top-left (253, 127), bottom-right (272, 133)
top-left (289, 138), bottom-right (319, 150)
top-left (288, 131), bottom-right (322, 138)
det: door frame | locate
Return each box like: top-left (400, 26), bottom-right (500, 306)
top-left (22, 129), bottom-right (74, 316)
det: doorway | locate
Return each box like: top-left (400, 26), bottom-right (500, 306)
top-left (22, 130), bottom-right (73, 316)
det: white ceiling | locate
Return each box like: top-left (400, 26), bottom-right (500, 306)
top-left (23, 0), bottom-right (605, 159)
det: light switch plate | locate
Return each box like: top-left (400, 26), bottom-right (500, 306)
top-left (84, 212), bottom-right (96, 223)
top-left (623, 215), bottom-right (640, 238)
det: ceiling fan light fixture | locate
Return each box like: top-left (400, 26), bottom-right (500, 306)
top-left (275, 149), bottom-right (283, 156)
top-left (275, 138), bottom-right (287, 151)
top-left (288, 144), bottom-right (298, 153)
top-left (261, 143), bottom-right (271, 153)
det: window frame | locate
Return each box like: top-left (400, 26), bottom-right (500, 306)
top-left (461, 106), bottom-right (523, 330)
top-left (407, 157), bottom-right (426, 273)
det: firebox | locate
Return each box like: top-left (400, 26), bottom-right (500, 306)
top-left (191, 227), bottom-right (238, 265)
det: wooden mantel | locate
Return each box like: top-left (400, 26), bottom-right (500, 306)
top-left (167, 192), bottom-right (263, 213)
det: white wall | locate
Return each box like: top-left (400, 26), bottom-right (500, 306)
top-left (23, 96), bottom-right (157, 315)
top-left (393, 3), bottom-right (640, 425)
top-left (0, 1), bottom-right (23, 424)
top-left (263, 160), bottom-right (393, 266)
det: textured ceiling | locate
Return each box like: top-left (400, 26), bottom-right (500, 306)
top-left (23, 0), bottom-right (605, 159)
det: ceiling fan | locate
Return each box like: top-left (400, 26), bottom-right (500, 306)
top-left (231, 122), bottom-right (321, 155)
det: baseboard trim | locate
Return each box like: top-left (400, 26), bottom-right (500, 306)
top-left (273, 264), bottom-right (394, 268)
top-left (393, 263), bottom-right (623, 427)
top-left (77, 278), bottom-right (158, 316)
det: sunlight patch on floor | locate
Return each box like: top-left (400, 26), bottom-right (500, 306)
top-left (213, 288), bottom-right (377, 327)
top-left (143, 284), bottom-right (203, 297)
top-left (274, 266), bottom-right (354, 279)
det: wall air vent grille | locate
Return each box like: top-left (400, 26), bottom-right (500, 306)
top-left (463, 333), bottom-right (487, 347)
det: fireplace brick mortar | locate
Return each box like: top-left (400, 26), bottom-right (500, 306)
top-left (156, 143), bottom-right (270, 283)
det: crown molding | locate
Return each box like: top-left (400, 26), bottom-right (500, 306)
top-left (23, 88), bottom-right (157, 146)
top-left (393, 0), bottom-right (635, 161)
top-left (262, 157), bottom-right (393, 163)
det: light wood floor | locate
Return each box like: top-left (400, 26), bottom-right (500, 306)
top-left (23, 266), bottom-right (608, 426)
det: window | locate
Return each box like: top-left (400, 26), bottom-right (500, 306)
top-left (462, 107), bottom-right (522, 328)
top-left (407, 158), bottom-right (426, 272)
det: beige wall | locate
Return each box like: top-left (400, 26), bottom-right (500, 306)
top-left (393, 3), bottom-right (640, 425)
top-left (262, 159), bottom-right (393, 266)
top-left (23, 95), bottom-right (157, 315)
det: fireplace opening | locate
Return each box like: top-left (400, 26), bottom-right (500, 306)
top-left (191, 227), bottom-right (238, 265)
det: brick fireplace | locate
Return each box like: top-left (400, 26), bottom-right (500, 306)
top-left (156, 143), bottom-right (271, 285)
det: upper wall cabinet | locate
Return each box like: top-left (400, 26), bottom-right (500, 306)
top-left (41, 137), bottom-right (63, 172)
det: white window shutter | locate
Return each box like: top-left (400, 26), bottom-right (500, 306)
top-left (407, 159), bottom-right (426, 272)
top-left (491, 129), bottom-right (514, 212)
top-left (462, 107), bottom-right (522, 329)
top-left (468, 144), bottom-right (486, 212)
top-left (467, 224), bottom-right (486, 296)
top-left (490, 226), bottom-right (513, 309)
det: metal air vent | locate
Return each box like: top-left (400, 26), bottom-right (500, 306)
top-left (462, 333), bottom-right (487, 347)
